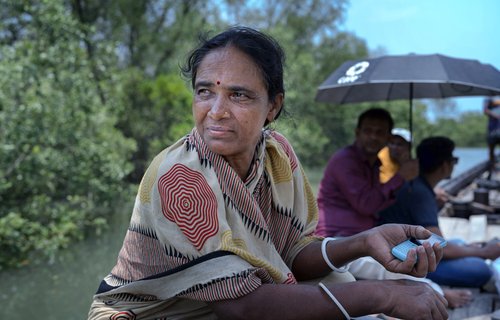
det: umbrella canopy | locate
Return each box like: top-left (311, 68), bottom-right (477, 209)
top-left (316, 53), bottom-right (500, 103)
top-left (315, 53), bottom-right (500, 135)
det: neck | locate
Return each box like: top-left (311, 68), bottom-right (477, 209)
top-left (422, 172), bottom-right (442, 189)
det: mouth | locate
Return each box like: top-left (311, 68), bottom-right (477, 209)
top-left (206, 125), bottom-right (233, 137)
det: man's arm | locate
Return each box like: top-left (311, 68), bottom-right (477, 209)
top-left (427, 225), bottom-right (500, 260)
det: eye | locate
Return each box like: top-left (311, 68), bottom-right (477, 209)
top-left (196, 88), bottom-right (211, 98)
top-left (230, 91), bottom-right (251, 102)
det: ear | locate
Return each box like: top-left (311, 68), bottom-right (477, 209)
top-left (267, 93), bottom-right (284, 123)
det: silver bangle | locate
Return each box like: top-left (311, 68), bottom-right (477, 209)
top-left (319, 282), bottom-right (351, 319)
top-left (321, 237), bottom-right (349, 273)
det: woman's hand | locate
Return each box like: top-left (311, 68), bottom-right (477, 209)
top-left (378, 279), bottom-right (449, 320)
top-left (362, 224), bottom-right (444, 277)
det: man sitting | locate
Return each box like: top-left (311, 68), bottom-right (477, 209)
top-left (379, 128), bottom-right (413, 184)
top-left (316, 108), bottom-right (418, 237)
top-left (379, 137), bottom-right (500, 296)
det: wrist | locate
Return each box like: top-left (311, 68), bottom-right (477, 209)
top-left (322, 238), bottom-right (350, 272)
top-left (352, 229), bottom-right (374, 257)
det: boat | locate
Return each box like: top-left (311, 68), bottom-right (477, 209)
top-left (437, 159), bottom-right (500, 319)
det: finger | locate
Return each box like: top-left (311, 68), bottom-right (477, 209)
top-left (433, 242), bottom-right (444, 264)
top-left (423, 242), bottom-right (437, 272)
top-left (406, 224), bottom-right (431, 240)
top-left (388, 249), bottom-right (416, 274)
top-left (433, 295), bottom-right (449, 320)
top-left (413, 246), bottom-right (429, 277)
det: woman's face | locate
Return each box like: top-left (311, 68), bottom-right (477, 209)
top-left (193, 46), bottom-right (282, 173)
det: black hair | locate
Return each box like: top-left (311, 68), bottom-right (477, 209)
top-left (181, 26), bottom-right (285, 124)
top-left (416, 136), bottom-right (455, 174)
top-left (356, 108), bottom-right (394, 131)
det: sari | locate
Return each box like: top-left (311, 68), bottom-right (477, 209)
top-left (88, 128), bottom-right (320, 319)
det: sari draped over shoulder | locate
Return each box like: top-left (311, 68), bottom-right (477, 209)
top-left (88, 128), bottom-right (319, 319)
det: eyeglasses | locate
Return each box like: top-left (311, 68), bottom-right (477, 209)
top-left (449, 156), bottom-right (459, 165)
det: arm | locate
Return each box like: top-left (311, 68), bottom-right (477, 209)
top-left (396, 159), bottom-right (419, 181)
top-left (209, 279), bottom-right (448, 320)
top-left (210, 224), bottom-right (447, 320)
top-left (293, 224), bottom-right (443, 281)
top-left (483, 99), bottom-right (500, 119)
top-left (427, 226), bottom-right (500, 260)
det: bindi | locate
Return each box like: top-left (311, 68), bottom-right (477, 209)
top-left (216, 80), bottom-right (221, 85)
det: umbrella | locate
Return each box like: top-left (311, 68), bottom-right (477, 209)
top-left (315, 53), bottom-right (500, 138)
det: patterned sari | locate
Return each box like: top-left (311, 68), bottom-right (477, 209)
top-left (88, 128), bottom-right (319, 320)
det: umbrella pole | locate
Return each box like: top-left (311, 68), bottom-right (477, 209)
top-left (409, 83), bottom-right (413, 157)
top-left (408, 84), bottom-right (414, 192)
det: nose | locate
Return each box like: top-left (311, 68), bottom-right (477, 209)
top-left (208, 96), bottom-right (230, 120)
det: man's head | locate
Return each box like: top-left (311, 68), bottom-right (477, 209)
top-left (355, 108), bottom-right (394, 158)
top-left (416, 136), bottom-right (457, 178)
top-left (388, 128), bottom-right (411, 163)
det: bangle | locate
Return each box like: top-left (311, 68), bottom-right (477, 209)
top-left (319, 282), bottom-right (351, 319)
top-left (321, 237), bottom-right (349, 273)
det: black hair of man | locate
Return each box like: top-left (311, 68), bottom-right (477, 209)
top-left (356, 108), bottom-right (394, 132)
top-left (416, 136), bottom-right (455, 174)
top-left (181, 26), bottom-right (286, 124)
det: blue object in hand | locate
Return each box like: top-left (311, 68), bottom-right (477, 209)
top-left (391, 234), bottom-right (447, 261)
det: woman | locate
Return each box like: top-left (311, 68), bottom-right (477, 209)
top-left (88, 26), bottom-right (448, 320)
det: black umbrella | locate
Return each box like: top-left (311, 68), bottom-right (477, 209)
top-left (315, 53), bottom-right (500, 138)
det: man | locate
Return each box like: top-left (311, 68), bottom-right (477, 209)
top-left (379, 127), bottom-right (413, 183)
top-left (379, 128), bottom-right (449, 207)
top-left (316, 108), bottom-right (418, 237)
top-left (379, 137), bottom-right (500, 289)
top-left (483, 97), bottom-right (500, 178)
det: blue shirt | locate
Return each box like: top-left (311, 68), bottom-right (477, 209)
top-left (378, 175), bottom-right (439, 228)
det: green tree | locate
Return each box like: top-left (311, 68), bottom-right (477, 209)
top-left (0, 0), bottom-right (135, 268)
top-left (115, 71), bottom-right (193, 181)
top-left (430, 112), bottom-right (487, 147)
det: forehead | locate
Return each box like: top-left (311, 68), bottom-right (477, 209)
top-left (389, 135), bottom-right (410, 145)
top-left (196, 46), bottom-right (264, 84)
top-left (359, 118), bottom-right (391, 131)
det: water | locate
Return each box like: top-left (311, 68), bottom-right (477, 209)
top-left (0, 147), bottom-right (489, 319)
top-left (451, 147), bottom-right (489, 178)
top-left (0, 205), bottom-right (132, 320)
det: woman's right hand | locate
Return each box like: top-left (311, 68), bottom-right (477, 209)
top-left (377, 279), bottom-right (448, 320)
top-left (362, 224), bottom-right (444, 278)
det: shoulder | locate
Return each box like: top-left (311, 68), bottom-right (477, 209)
top-left (266, 130), bottom-right (299, 167)
top-left (267, 130), bottom-right (294, 152)
top-left (330, 144), bottom-right (354, 159)
top-left (398, 179), bottom-right (434, 205)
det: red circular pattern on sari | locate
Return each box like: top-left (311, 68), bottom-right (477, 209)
top-left (110, 311), bottom-right (136, 320)
top-left (158, 164), bottom-right (218, 250)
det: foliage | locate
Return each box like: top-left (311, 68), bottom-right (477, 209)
top-left (429, 112), bottom-right (487, 147)
top-left (0, 0), bottom-right (135, 268)
top-left (115, 70), bottom-right (193, 181)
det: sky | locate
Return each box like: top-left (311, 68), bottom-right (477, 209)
top-left (340, 0), bottom-right (500, 118)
